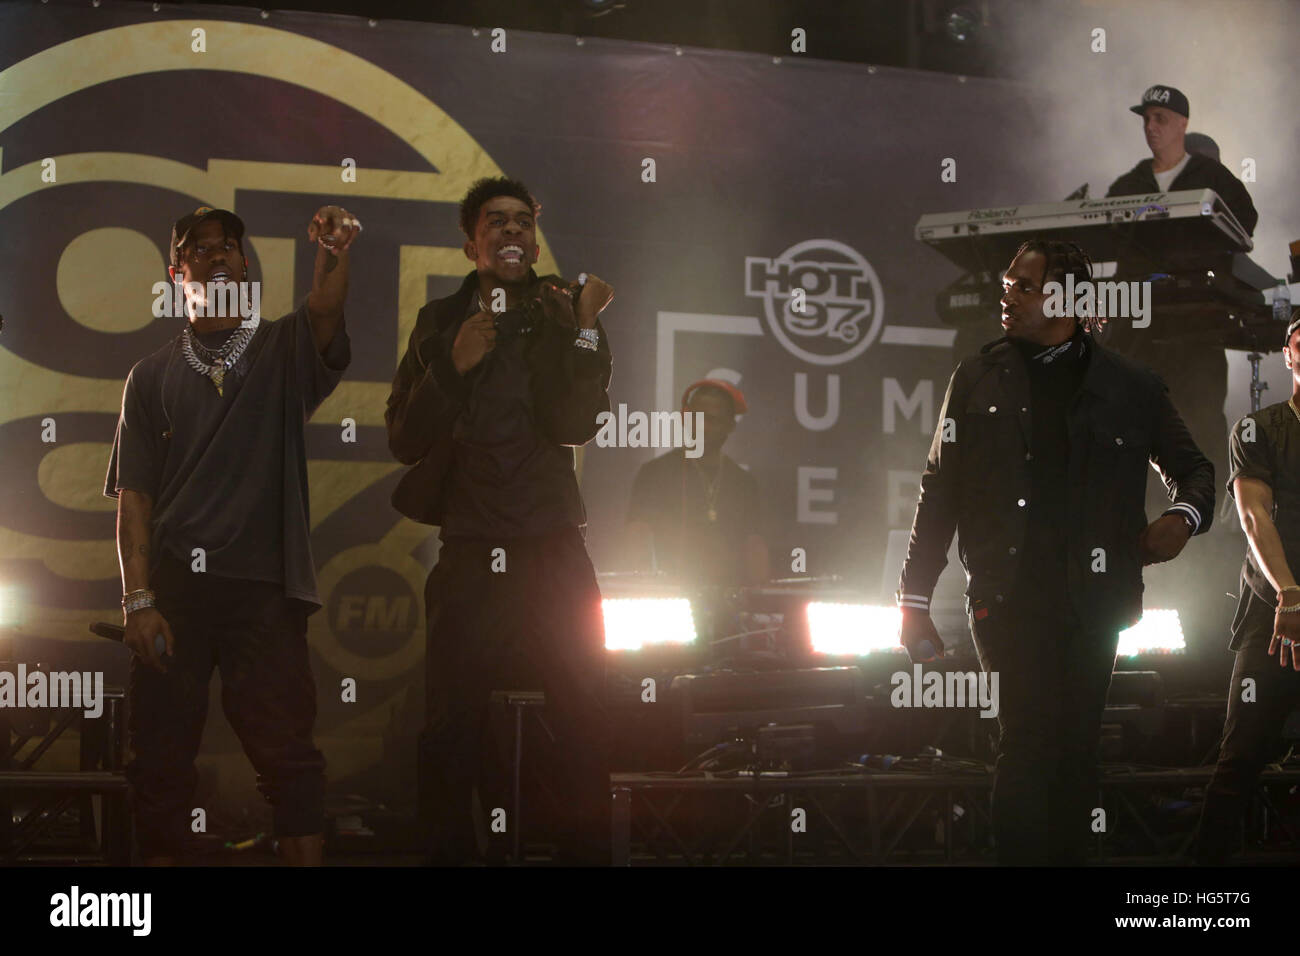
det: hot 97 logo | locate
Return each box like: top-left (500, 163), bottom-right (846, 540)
top-left (745, 239), bottom-right (885, 366)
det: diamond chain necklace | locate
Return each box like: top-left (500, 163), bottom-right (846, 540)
top-left (180, 316), bottom-right (260, 396)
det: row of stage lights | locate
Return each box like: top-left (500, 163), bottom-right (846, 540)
top-left (0, 588), bottom-right (1183, 658)
top-left (600, 598), bottom-right (1186, 657)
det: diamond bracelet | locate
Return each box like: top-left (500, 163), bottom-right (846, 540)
top-left (122, 588), bottom-right (156, 615)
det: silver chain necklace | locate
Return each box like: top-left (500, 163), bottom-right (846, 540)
top-left (187, 325), bottom-right (242, 363)
top-left (180, 317), bottom-right (260, 396)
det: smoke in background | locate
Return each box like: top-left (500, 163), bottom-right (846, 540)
top-left (987, 0), bottom-right (1300, 429)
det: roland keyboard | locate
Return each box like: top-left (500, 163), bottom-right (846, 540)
top-left (916, 188), bottom-right (1253, 275)
top-left (917, 188), bottom-right (1280, 343)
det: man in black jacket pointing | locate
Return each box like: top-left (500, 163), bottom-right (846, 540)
top-left (385, 176), bottom-right (614, 865)
top-left (897, 239), bottom-right (1215, 865)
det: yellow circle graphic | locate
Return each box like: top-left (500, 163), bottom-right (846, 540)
top-left (0, 20), bottom-right (558, 674)
top-left (56, 227), bottom-right (164, 333)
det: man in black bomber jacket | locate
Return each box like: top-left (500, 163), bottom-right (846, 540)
top-left (897, 239), bottom-right (1215, 866)
top-left (385, 176), bottom-right (614, 865)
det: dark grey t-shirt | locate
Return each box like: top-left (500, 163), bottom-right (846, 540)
top-left (1226, 401), bottom-right (1300, 648)
top-left (103, 303), bottom-right (350, 611)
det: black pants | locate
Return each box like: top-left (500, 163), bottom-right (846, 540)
top-left (127, 556), bottom-right (326, 859)
top-left (1195, 586), bottom-right (1300, 864)
top-left (970, 601), bottom-right (1120, 865)
top-left (420, 528), bottom-right (611, 864)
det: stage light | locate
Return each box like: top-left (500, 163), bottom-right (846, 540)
top-left (602, 597), bottom-right (696, 651)
top-left (1117, 608), bottom-right (1185, 656)
top-left (0, 582), bottom-right (16, 629)
top-left (806, 602), bottom-right (904, 656)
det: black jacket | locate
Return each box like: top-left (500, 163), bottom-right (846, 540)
top-left (384, 269), bottom-right (612, 525)
top-left (1106, 152), bottom-right (1258, 236)
top-left (898, 335), bottom-right (1215, 633)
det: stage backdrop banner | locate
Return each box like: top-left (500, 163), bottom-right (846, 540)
top-left (0, 2), bottom-right (1053, 787)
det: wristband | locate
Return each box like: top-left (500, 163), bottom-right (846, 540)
top-left (1161, 506), bottom-right (1198, 535)
top-left (895, 589), bottom-right (930, 613)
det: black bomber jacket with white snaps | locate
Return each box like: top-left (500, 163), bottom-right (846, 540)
top-left (897, 333), bottom-right (1215, 634)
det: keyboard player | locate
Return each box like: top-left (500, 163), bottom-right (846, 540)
top-left (1103, 84), bottom-right (1258, 516)
top-left (1100, 84), bottom-right (1259, 645)
top-left (1107, 85), bottom-right (1257, 229)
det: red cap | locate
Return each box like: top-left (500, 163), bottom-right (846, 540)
top-left (681, 379), bottom-right (748, 415)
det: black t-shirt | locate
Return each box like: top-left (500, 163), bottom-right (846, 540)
top-left (103, 304), bottom-right (350, 611)
top-left (440, 293), bottom-right (588, 539)
top-left (625, 449), bottom-right (764, 587)
top-left (1226, 401), bottom-right (1300, 647)
top-left (1010, 330), bottom-right (1091, 611)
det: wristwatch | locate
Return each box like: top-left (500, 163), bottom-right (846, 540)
top-left (1161, 508), bottom-right (1196, 534)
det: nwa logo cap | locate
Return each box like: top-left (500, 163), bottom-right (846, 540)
top-left (1129, 85), bottom-right (1189, 118)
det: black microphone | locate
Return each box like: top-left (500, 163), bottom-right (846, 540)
top-left (90, 622), bottom-right (166, 657)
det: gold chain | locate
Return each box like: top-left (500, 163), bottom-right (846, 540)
top-left (693, 458), bottom-right (723, 522)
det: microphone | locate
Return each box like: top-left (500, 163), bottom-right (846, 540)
top-left (912, 639), bottom-right (938, 661)
top-left (90, 622), bottom-right (167, 657)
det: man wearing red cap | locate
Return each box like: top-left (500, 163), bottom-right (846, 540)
top-left (624, 380), bottom-right (770, 587)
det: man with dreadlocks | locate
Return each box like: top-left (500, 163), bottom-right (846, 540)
top-left (895, 239), bottom-right (1215, 865)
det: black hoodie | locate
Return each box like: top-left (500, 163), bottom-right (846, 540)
top-left (1106, 151), bottom-right (1257, 236)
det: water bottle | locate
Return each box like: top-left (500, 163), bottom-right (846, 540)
top-left (1274, 280), bottom-right (1292, 325)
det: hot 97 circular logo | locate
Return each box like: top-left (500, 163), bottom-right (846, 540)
top-left (744, 239), bottom-right (885, 366)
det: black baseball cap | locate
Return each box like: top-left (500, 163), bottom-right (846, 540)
top-left (170, 206), bottom-right (245, 268)
top-left (1129, 85), bottom-right (1189, 118)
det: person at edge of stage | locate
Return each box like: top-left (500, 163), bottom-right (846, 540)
top-left (1195, 308), bottom-right (1300, 865)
